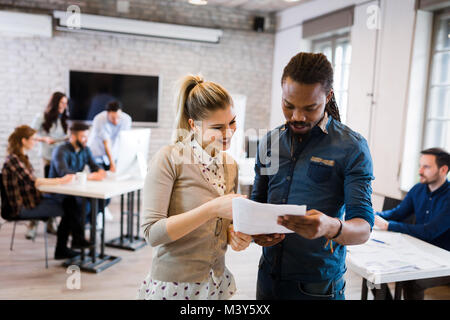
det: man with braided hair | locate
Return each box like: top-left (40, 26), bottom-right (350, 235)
top-left (251, 52), bottom-right (374, 300)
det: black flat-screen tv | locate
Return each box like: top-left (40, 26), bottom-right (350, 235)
top-left (68, 70), bottom-right (159, 123)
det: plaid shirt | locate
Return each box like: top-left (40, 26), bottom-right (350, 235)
top-left (1, 154), bottom-right (41, 217)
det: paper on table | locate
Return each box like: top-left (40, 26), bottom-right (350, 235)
top-left (347, 232), bottom-right (447, 274)
top-left (232, 197), bottom-right (306, 235)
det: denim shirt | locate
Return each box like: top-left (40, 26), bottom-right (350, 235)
top-left (251, 116), bottom-right (375, 283)
top-left (48, 142), bottom-right (100, 178)
top-left (378, 180), bottom-right (450, 251)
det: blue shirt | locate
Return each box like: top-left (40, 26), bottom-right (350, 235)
top-left (377, 180), bottom-right (450, 251)
top-left (251, 116), bottom-right (374, 282)
top-left (87, 111), bottom-right (132, 163)
top-left (48, 142), bottom-right (100, 178)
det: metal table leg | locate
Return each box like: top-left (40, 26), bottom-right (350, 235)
top-left (361, 279), bottom-right (368, 300)
top-left (105, 190), bottom-right (146, 251)
top-left (63, 197), bottom-right (121, 273)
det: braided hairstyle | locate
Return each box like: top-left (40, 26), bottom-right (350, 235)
top-left (281, 52), bottom-right (341, 122)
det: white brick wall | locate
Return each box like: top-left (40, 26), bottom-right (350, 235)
top-left (0, 29), bottom-right (274, 175)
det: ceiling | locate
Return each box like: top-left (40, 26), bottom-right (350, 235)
top-left (184, 0), bottom-right (311, 13)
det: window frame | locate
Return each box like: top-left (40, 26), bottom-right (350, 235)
top-left (422, 8), bottom-right (450, 150)
top-left (311, 32), bottom-right (352, 124)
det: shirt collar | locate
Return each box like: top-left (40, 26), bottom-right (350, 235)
top-left (428, 179), bottom-right (449, 196)
top-left (317, 112), bottom-right (330, 134)
top-left (190, 135), bottom-right (222, 168)
top-left (65, 141), bottom-right (84, 154)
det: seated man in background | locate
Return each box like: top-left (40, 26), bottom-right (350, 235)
top-left (375, 147), bottom-right (450, 299)
top-left (87, 100), bottom-right (132, 172)
top-left (49, 122), bottom-right (107, 234)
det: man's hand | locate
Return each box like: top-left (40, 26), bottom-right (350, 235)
top-left (277, 209), bottom-right (341, 240)
top-left (252, 233), bottom-right (285, 247)
top-left (88, 169), bottom-right (107, 181)
top-left (374, 215), bottom-right (389, 231)
top-left (59, 174), bottom-right (75, 184)
top-left (109, 161), bottom-right (116, 173)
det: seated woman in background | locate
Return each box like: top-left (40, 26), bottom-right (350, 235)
top-left (1, 125), bottom-right (90, 259)
top-left (137, 75), bottom-right (253, 300)
top-left (26, 92), bottom-right (70, 239)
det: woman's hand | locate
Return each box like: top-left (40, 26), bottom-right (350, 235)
top-left (43, 137), bottom-right (56, 145)
top-left (207, 193), bottom-right (247, 220)
top-left (228, 224), bottom-right (252, 251)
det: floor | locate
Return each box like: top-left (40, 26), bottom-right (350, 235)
top-left (0, 203), bottom-right (449, 300)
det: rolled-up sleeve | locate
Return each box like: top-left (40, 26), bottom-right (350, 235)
top-left (343, 138), bottom-right (375, 228)
top-left (141, 146), bottom-right (176, 247)
top-left (95, 118), bottom-right (109, 142)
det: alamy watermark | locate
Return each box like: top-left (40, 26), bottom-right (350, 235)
top-left (366, 4), bottom-right (381, 30)
top-left (66, 5), bottom-right (81, 30)
top-left (66, 265), bottom-right (81, 290)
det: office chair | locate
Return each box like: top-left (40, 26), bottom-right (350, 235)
top-left (382, 196), bottom-right (415, 224)
top-left (0, 173), bottom-right (51, 268)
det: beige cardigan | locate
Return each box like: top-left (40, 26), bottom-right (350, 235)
top-left (141, 140), bottom-right (239, 283)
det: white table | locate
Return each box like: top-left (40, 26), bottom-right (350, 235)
top-left (38, 179), bottom-right (144, 199)
top-left (346, 230), bottom-right (450, 299)
top-left (38, 178), bottom-right (144, 273)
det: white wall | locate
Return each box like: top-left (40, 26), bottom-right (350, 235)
top-left (271, 0), bottom-right (423, 202)
top-left (269, 25), bottom-right (309, 129)
top-left (0, 28), bottom-right (274, 176)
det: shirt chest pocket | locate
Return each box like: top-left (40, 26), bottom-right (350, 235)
top-left (307, 157), bottom-right (335, 184)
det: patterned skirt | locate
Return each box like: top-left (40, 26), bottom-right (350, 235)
top-left (136, 267), bottom-right (237, 300)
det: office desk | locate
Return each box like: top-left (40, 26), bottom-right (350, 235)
top-left (346, 230), bottom-right (450, 299)
top-left (38, 178), bottom-right (144, 273)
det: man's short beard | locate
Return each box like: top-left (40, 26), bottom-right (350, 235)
top-left (420, 174), bottom-right (439, 185)
top-left (76, 140), bottom-right (84, 149)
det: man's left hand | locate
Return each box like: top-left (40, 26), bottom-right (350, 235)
top-left (374, 215), bottom-right (389, 231)
top-left (277, 209), bottom-right (340, 240)
top-left (88, 169), bottom-right (107, 181)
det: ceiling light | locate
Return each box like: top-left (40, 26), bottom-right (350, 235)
top-left (189, 0), bottom-right (208, 5)
top-left (284, 0), bottom-right (301, 2)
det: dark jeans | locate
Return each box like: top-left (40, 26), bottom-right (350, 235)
top-left (18, 197), bottom-right (63, 219)
top-left (18, 197), bottom-right (84, 249)
top-left (256, 257), bottom-right (346, 300)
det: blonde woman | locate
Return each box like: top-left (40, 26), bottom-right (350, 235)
top-left (137, 75), bottom-right (252, 300)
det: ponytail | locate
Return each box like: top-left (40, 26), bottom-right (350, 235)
top-left (172, 74), bottom-right (232, 143)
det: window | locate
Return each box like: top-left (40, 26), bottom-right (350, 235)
top-left (312, 33), bottom-right (352, 124)
top-left (423, 10), bottom-right (450, 151)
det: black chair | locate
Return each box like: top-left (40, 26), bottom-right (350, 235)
top-left (0, 173), bottom-right (51, 268)
top-left (382, 196), bottom-right (415, 224)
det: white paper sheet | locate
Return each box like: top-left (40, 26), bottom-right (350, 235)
top-left (232, 197), bottom-right (306, 235)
